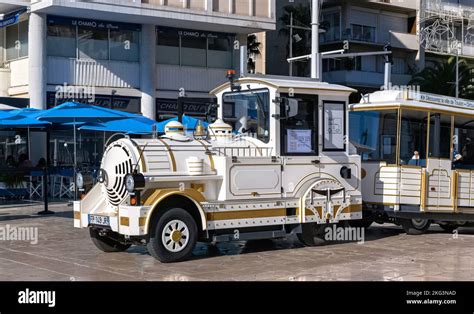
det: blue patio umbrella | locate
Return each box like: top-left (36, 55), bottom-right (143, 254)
top-left (0, 110), bottom-right (13, 119)
top-left (36, 102), bottom-right (131, 123)
top-left (79, 114), bottom-right (158, 135)
top-left (36, 102), bottom-right (131, 178)
top-left (0, 108), bottom-right (49, 128)
top-left (156, 115), bottom-right (209, 133)
top-left (0, 108), bottom-right (50, 164)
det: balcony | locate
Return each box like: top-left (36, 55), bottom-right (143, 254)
top-left (367, 0), bottom-right (418, 11)
top-left (390, 31), bottom-right (418, 51)
top-left (31, 0), bottom-right (275, 33)
top-left (323, 70), bottom-right (412, 88)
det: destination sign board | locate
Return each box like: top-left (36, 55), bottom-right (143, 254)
top-left (407, 91), bottom-right (474, 109)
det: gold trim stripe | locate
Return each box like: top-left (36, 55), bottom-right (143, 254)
top-left (120, 217), bottom-right (130, 227)
top-left (74, 211), bottom-right (81, 220)
top-left (198, 140), bottom-right (216, 172)
top-left (207, 208), bottom-right (286, 221)
top-left (157, 139), bottom-right (177, 172)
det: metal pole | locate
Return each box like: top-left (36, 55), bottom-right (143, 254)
top-left (456, 52), bottom-right (459, 98)
top-left (289, 12), bottom-right (293, 77)
top-left (311, 0), bottom-right (320, 80)
top-left (38, 130), bottom-right (54, 215)
top-left (384, 61), bottom-right (392, 90)
top-left (73, 118), bottom-right (77, 200)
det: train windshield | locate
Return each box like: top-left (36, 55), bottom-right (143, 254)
top-left (349, 110), bottom-right (398, 164)
top-left (222, 88), bottom-right (270, 143)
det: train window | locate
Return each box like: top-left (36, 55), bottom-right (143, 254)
top-left (280, 95), bottom-right (318, 156)
top-left (349, 110), bottom-right (398, 164)
top-left (399, 110), bottom-right (428, 166)
top-left (323, 102), bottom-right (346, 152)
top-left (223, 88), bottom-right (270, 143)
top-left (453, 116), bottom-right (474, 170)
top-left (428, 113), bottom-right (451, 159)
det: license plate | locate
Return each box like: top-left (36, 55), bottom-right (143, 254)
top-left (88, 215), bottom-right (110, 227)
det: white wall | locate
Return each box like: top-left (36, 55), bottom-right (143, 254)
top-left (156, 64), bottom-right (228, 93)
top-left (47, 57), bottom-right (140, 88)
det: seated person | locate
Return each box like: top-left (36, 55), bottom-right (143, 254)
top-left (408, 151), bottom-right (421, 166)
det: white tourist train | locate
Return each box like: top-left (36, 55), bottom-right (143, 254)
top-left (74, 74), bottom-right (363, 262)
top-left (350, 90), bottom-right (474, 234)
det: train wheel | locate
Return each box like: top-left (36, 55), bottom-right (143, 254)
top-left (439, 223), bottom-right (458, 233)
top-left (147, 208), bottom-right (197, 263)
top-left (89, 229), bottom-right (131, 252)
top-left (400, 219), bottom-right (431, 235)
top-left (297, 223), bottom-right (326, 246)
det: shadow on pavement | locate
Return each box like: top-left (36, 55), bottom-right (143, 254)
top-left (0, 210), bottom-right (73, 222)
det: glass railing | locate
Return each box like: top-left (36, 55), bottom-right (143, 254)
top-left (81, 0), bottom-right (274, 18)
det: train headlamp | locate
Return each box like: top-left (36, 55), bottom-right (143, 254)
top-left (98, 169), bottom-right (108, 186)
top-left (125, 173), bottom-right (146, 194)
top-left (76, 172), bottom-right (84, 190)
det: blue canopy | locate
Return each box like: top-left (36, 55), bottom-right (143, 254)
top-left (156, 116), bottom-right (209, 133)
top-left (79, 114), bottom-right (159, 135)
top-left (0, 108), bottom-right (50, 129)
top-left (37, 102), bottom-right (131, 123)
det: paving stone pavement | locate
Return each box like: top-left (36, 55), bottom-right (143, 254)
top-left (0, 202), bottom-right (473, 281)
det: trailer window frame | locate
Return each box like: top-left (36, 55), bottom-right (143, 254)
top-left (279, 93), bottom-right (319, 157)
top-left (323, 101), bottom-right (347, 152)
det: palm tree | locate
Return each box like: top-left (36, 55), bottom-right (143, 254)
top-left (409, 57), bottom-right (474, 100)
top-left (247, 34), bottom-right (261, 74)
top-left (279, 4), bottom-right (312, 76)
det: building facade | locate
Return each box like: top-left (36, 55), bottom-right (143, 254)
top-left (0, 0), bottom-right (276, 120)
top-left (259, 0), bottom-right (473, 98)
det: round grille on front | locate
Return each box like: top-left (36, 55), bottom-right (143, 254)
top-left (101, 142), bottom-right (135, 207)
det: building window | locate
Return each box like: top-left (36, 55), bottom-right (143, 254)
top-left (321, 10), bottom-right (341, 43)
top-left (5, 20), bottom-right (28, 61)
top-left (110, 29), bottom-right (140, 62)
top-left (156, 30), bottom-right (180, 65)
top-left (47, 16), bottom-right (141, 62)
top-left (323, 58), bottom-right (343, 72)
top-left (78, 27), bottom-right (109, 60)
top-left (350, 24), bottom-right (376, 42)
top-left (47, 23), bottom-right (76, 58)
top-left (181, 36), bottom-right (207, 67)
top-left (208, 36), bottom-right (232, 68)
top-left (157, 27), bottom-right (234, 69)
top-left (392, 57), bottom-right (406, 75)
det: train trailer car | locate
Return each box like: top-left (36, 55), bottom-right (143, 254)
top-left (350, 90), bottom-right (474, 234)
top-left (74, 75), bottom-right (363, 263)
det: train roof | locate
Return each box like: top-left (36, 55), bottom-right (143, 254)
top-left (350, 90), bottom-right (474, 116)
top-left (210, 75), bottom-right (357, 95)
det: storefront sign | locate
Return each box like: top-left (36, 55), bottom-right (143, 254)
top-left (156, 98), bottom-right (216, 116)
top-left (158, 26), bottom-right (232, 40)
top-left (47, 92), bottom-right (141, 113)
top-left (48, 15), bottom-right (141, 32)
top-left (0, 8), bottom-right (27, 28)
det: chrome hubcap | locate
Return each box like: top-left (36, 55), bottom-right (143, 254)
top-left (162, 220), bottom-right (189, 253)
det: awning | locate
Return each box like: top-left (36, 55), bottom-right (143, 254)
top-left (0, 8), bottom-right (27, 28)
